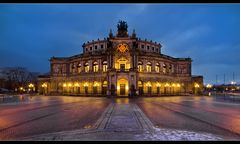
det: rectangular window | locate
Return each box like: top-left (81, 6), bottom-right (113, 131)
top-left (95, 45), bottom-right (97, 50)
top-left (101, 44), bottom-right (103, 48)
top-left (152, 47), bottom-right (154, 51)
top-left (147, 46), bottom-right (149, 50)
top-left (93, 65), bottom-right (99, 72)
top-left (147, 65), bottom-right (151, 72)
top-left (103, 65), bottom-right (108, 72)
top-left (138, 65), bottom-right (143, 72)
top-left (90, 47), bottom-right (92, 50)
top-left (86, 48), bottom-right (88, 51)
top-left (85, 66), bottom-right (89, 72)
top-left (141, 45), bottom-right (144, 49)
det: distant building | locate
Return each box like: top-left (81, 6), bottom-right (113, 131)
top-left (38, 21), bottom-right (203, 96)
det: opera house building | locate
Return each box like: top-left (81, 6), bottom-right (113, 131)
top-left (38, 21), bottom-right (203, 97)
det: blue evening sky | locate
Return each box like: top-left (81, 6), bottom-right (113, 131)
top-left (0, 4), bottom-right (240, 85)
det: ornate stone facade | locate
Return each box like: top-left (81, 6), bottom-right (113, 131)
top-left (38, 21), bottom-right (203, 97)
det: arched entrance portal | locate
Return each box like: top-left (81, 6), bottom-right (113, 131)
top-left (117, 78), bottom-right (129, 96)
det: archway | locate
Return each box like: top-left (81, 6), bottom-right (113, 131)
top-left (117, 78), bottom-right (129, 96)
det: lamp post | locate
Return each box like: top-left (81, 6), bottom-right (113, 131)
top-left (194, 83), bottom-right (200, 95)
top-left (41, 83), bottom-right (47, 95)
top-left (28, 83), bottom-right (35, 93)
top-left (206, 84), bottom-right (212, 96)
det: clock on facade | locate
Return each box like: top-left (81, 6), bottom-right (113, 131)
top-left (117, 43), bottom-right (129, 53)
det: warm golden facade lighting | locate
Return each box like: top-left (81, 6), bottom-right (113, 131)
top-left (83, 82), bottom-right (89, 87)
top-left (176, 83), bottom-right (181, 87)
top-left (41, 83), bottom-right (47, 88)
top-left (74, 82), bottom-right (80, 87)
top-left (68, 83), bottom-right (72, 87)
top-left (165, 83), bottom-right (170, 87)
top-left (194, 83), bottom-right (200, 88)
top-left (146, 82), bottom-right (152, 87)
top-left (93, 82), bottom-right (100, 87)
top-left (156, 82), bottom-right (161, 87)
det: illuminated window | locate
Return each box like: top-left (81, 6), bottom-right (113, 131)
top-left (103, 61), bottom-right (108, 72)
top-left (146, 81), bottom-right (152, 94)
top-left (155, 63), bottom-right (160, 72)
top-left (163, 63), bottom-right (167, 74)
top-left (77, 63), bottom-right (81, 73)
top-left (138, 61), bottom-right (143, 72)
top-left (156, 82), bottom-right (161, 94)
top-left (84, 62), bottom-right (89, 72)
top-left (138, 81), bottom-right (143, 95)
top-left (93, 61), bottom-right (99, 72)
top-left (146, 62), bottom-right (152, 72)
top-left (102, 81), bottom-right (108, 94)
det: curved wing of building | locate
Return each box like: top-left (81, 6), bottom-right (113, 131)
top-left (38, 21), bottom-right (203, 97)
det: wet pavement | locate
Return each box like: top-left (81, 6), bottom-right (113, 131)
top-left (21, 98), bottom-right (222, 141)
top-left (137, 96), bottom-right (240, 140)
top-left (0, 96), bottom-right (110, 140)
top-left (0, 95), bottom-right (240, 141)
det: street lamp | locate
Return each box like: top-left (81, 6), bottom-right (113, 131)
top-left (28, 83), bottom-right (35, 92)
top-left (41, 83), bottom-right (47, 95)
top-left (206, 84), bottom-right (212, 96)
top-left (194, 83), bottom-right (200, 95)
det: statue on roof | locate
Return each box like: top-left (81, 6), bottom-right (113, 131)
top-left (116, 20), bottom-right (128, 37)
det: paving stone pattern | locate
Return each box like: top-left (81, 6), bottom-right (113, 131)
top-left (21, 103), bottom-right (223, 141)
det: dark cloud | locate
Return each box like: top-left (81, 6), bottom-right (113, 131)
top-left (0, 4), bottom-right (240, 84)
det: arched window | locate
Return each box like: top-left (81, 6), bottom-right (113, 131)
top-left (146, 81), bottom-right (152, 94)
top-left (169, 64), bottom-right (174, 74)
top-left (155, 63), bottom-right (160, 72)
top-left (138, 61), bottom-right (143, 72)
top-left (102, 81), bottom-right (108, 95)
top-left (69, 63), bottom-right (72, 73)
top-left (93, 81), bottom-right (99, 94)
top-left (93, 61), bottom-right (99, 72)
top-left (171, 64), bottom-right (174, 73)
top-left (77, 63), bottom-right (81, 73)
top-left (84, 62), bottom-right (89, 72)
top-left (163, 63), bottom-right (167, 74)
top-left (72, 63), bottom-right (76, 74)
top-left (103, 61), bottom-right (108, 72)
top-left (156, 82), bottom-right (161, 94)
top-left (146, 62), bottom-right (152, 72)
top-left (138, 80), bottom-right (143, 95)
top-left (169, 65), bottom-right (172, 74)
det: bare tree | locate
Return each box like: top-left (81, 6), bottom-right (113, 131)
top-left (0, 67), bottom-right (38, 91)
